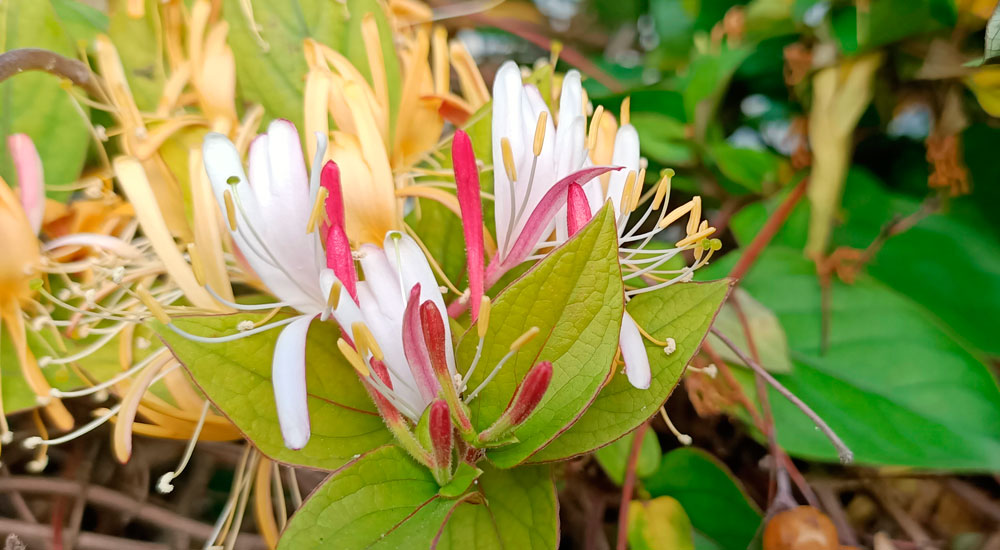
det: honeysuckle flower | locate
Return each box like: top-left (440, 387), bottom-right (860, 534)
top-left (473, 61), bottom-right (720, 390)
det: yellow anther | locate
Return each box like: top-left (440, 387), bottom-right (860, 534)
top-left (621, 170), bottom-right (637, 210)
top-left (327, 281), bottom-right (342, 309)
top-left (652, 169), bottom-right (674, 210)
top-left (337, 338), bottom-right (370, 378)
top-left (686, 196), bottom-right (702, 235)
top-left (587, 105), bottom-right (605, 151)
top-left (477, 296), bottom-right (491, 340)
top-left (137, 285), bottom-right (170, 324)
top-left (699, 219), bottom-right (709, 232)
top-left (510, 326), bottom-right (540, 352)
top-left (658, 200), bottom-right (695, 229)
top-left (631, 168), bottom-right (646, 211)
top-left (351, 322), bottom-right (370, 358)
top-left (187, 243), bottom-right (205, 286)
top-left (676, 226), bottom-right (717, 248)
top-left (354, 322), bottom-right (383, 361)
top-left (501, 137), bottom-right (518, 182)
top-left (533, 111), bottom-right (548, 157)
top-left (223, 189), bottom-right (237, 230)
top-left (305, 187), bottom-right (329, 234)
top-left (620, 97), bottom-right (631, 126)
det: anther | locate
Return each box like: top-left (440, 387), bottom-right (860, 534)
top-left (501, 137), bottom-right (517, 182)
top-left (237, 320), bottom-right (255, 332)
top-left (621, 170), bottom-right (637, 210)
top-left (223, 189), bottom-right (238, 230)
top-left (686, 196), bottom-right (702, 235)
top-left (587, 105), bottom-right (605, 151)
top-left (663, 337), bottom-right (677, 355)
top-left (326, 281), bottom-right (342, 308)
top-left (305, 187), bottom-right (329, 234)
top-left (337, 338), bottom-right (370, 377)
top-left (687, 363), bottom-right (717, 378)
top-left (659, 406), bottom-right (692, 446)
top-left (620, 97), bottom-right (631, 126)
top-left (675, 226), bottom-right (716, 248)
top-left (631, 168), bottom-right (646, 211)
top-left (652, 170), bottom-right (674, 210)
top-left (22, 436), bottom-right (43, 450)
top-left (1, 431), bottom-right (13, 445)
top-left (658, 200), bottom-right (695, 229)
top-left (510, 326), bottom-right (540, 352)
top-left (137, 285), bottom-right (170, 324)
top-left (477, 296), bottom-right (491, 340)
top-left (533, 112), bottom-right (548, 157)
top-left (26, 456), bottom-right (48, 473)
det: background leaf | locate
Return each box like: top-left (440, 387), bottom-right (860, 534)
top-left (156, 314), bottom-right (392, 471)
top-left (627, 496), bottom-right (695, 550)
top-left (594, 428), bottom-right (661, 485)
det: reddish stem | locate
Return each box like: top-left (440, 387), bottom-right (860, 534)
top-left (728, 179), bottom-right (808, 283)
top-left (616, 421), bottom-right (650, 550)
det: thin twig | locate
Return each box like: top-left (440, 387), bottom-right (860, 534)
top-left (710, 328), bottom-right (853, 464)
top-left (616, 422), bottom-right (650, 550)
top-left (0, 48), bottom-right (104, 99)
top-left (815, 484), bottom-right (860, 547)
top-left (0, 467), bottom-right (36, 524)
top-left (0, 518), bottom-right (168, 550)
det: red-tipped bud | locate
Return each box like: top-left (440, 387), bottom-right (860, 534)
top-left (566, 183), bottom-right (592, 237)
top-left (452, 129), bottom-right (485, 321)
top-left (325, 224), bottom-right (358, 302)
top-left (428, 399), bottom-right (453, 470)
top-left (479, 361), bottom-right (553, 442)
top-left (401, 284), bottom-right (441, 402)
top-left (506, 361), bottom-right (552, 426)
top-left (320, 161), bottom-right (345, 231)
top-left (363, 358), bottom-right (402, 425)
top-left (419, 301), bottom-right (449, 377)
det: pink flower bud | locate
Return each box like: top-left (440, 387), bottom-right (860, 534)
top-left (428, 399), bottom-right (453, 470)
top-left (320, 161), bottom-right (345, 231)
top-left (419, 300), bottom-right (449, 377)
top-left (566, 183), bottom-right (592, 237)
top-left (506, 361), bottom-right (552, 426)
top-left (452, 129), bottom-right (485, 321)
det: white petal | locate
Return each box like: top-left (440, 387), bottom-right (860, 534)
top-left (272, 315), bottom-right (315, 449)
top-left (620, 312), bottom-right (651, 390)
top-left (247, 134), bottom-right (272, 203)
top-left (356, 283), bottom-right (423, 411)
top-left (384, 232), bottom-right (456, 374)
top-left (492, 61), bottom-right (525, 257)
top-left (358, 243), bottom-right (404, 320)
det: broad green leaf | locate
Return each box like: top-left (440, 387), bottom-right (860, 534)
top-left (223, 0), bottom-right (400, 132)
top-left (277, 445), bottom-right (458, 550)
top-left (730, 247), bottom-right (1000, 469)
top-left (628, 496), bottom-right (695, 550)
top-left (155, 313), bottom-right (392, 470)
top-left (438, 463), bottom-right (482, 498)
top-left (707, 142), bottom-right (784, 193)
top-left (707, 288), bottom-right (792, 373)
top-left (594, 428), bottom-right (661, 485)
top-left (51, 0), bottom-right (108, 46)
top-left (435, 464), bottom-right (558, 550)
top-left (0, 0), bottom-right (90, 200)
top-left (457, 206), bottom-right (624, 468)
top-left (631, 112), bottom-right (697, 167)
top-left (528, 281), bottom-right (730, 463)
top-left (107, 0), bottom-right (164, 112)
top-left (645, 448), bottom-right (762, 550)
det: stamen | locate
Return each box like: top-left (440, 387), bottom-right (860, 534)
top-left (686, 196), bottom-right (702, 235)
top-left (659, 406), bottom-right (692, 445)
top-left (24, 404), bottom-right (123, 448)
top-left (587, 105), bottom-right (605, 151)
top-left (634, 323), bottom-right (668, 347)
top-left (477, 296), bottom-right (491, 339)
top-left (326, 281), bottom-right (342, 308)
top-left (51, 348), bottom-right (169, 398)
top-left (137, 285), bottom-right (170, 324)
top-left (157, 400), bottom-right (211, 494)
top-left (687, 363), bottom-right (717, 377)
top-left (651, 170), bottom-right (673, 210)
top-left (510, 326), bottom-right (540, 351)
top-left (305, 187), bottom-right (329, 234)
top-left (167, 315), bottom-right (300, 343)
top-left (206, 284), bottom-right (288, 311)
top-left (223, 189), bottom-right (238, 230)
top-left (252, 307), bottom-right (281, 329)
top-left (675, 226), bottom-right (716, 248)
top-left (38, 323), bottom-right (125, 366)
top-left (187, 243), bottom-right (206, 286)
top-left (657, 200), bottom-right (695, 229)
top-left (337, 338), bottom-right (370, 377)
top-left (357, 324), bottom-right (383, 361)
top-left (620, 97), bottom-right (631, 126)
top-left (620, 170), bottom-right (637, 211)
top-left (500, 137), bottom-right (517, 182)
top-left (533, 112), bottom-right (548, 157)
top-left (631, 168), bottom-right (646, 212)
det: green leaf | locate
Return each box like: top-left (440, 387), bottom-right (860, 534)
top-left (0, 0), bottom-right (90, 200)
top-left (628, 496), bottom-right (695, 550)
top-left (594, 428), bottom-right (661, 485)
top-left (438, 462), bottom-right (482, 498)
top-left (223, 0), bottom-right (400, 132)
top-left (51, 0), bottom-right (108, 46)
top-left (107, 0), bottom-right (165, 112)
top-left (707, 142), bottom-right (784, 193)
top-left (457, 206), bottom-right (624, 468)
top-left (631, 113), bottom-right (697, 167)
top-left (277, 445), bottom-right (458, 549)
top-left (987, 2), bottom-right (1000, 62)
top-left (645, 448), bottom-right (762, 550)
top-left (528, 281), bottom-right (730, 463)
top-left (155, 313), bottom-right (392, 470)
top-left (707, 288), bottom-right (792, 373)
top-left (732, 247), bottom-right (1000, 469)
top-left (435, 464), bottom-right (558, 550)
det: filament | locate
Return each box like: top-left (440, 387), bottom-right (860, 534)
top-left (167, 315), bottom-right (302, 343)
top-left (157, 400), bottom-right (211, 494)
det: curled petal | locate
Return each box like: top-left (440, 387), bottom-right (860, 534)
top-left (401, 284), bottom-right (441, 403)
top-left (325, 224), bottom-right (358, 302)
top-left (8, 134), bottom-right (45, 234)
top-left (272, 316), bottom-right (315, 449)
top-left (451, 129), bottom-right (484, 321)
top-left (619, 312), bottom-right (651, 390)
top-left (566, 182), bottom-right (592, 237)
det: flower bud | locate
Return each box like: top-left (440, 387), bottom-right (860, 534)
top-left (420, 300), bottom-right (475, 435)
top-left (428, 399), bottom-right (453, 472)
top-left (566, 183), bottom-right (592, 237)
top-left (479, 361), bottom-right (553, 442)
